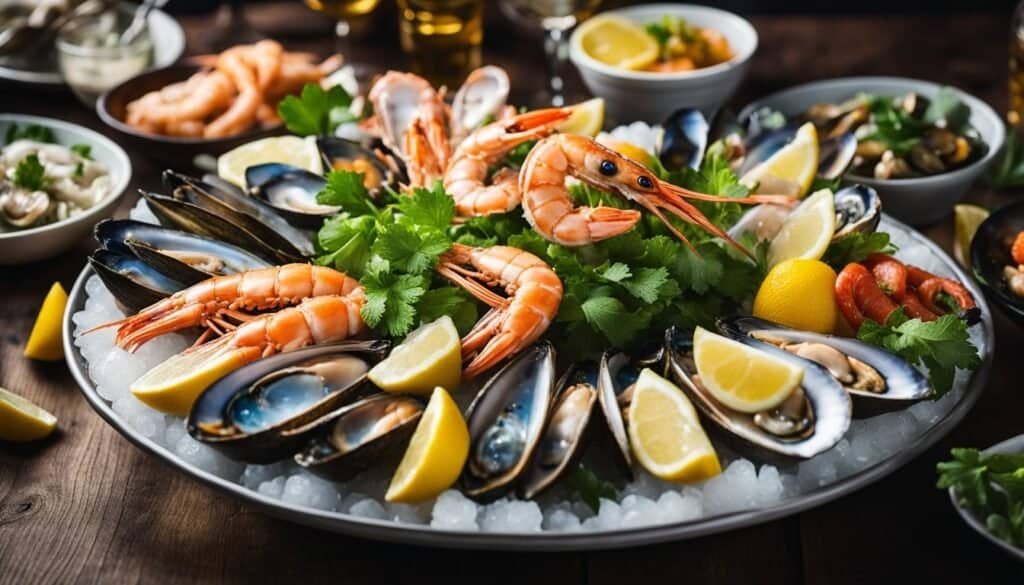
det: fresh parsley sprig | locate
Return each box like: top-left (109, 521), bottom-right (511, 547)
top-left (938, 448), bottom-right (1024, 548)
top-left (277, 83), bottom-right (357, 137)
top-left (5, 124), bottom-right (54, 145)
top-left (12, 155), bottom-right (46, 191)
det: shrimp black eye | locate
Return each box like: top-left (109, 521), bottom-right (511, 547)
top-left (637, 175), bottom-right (654, 189)
top-left (599, 160), bottom-right (618, 176)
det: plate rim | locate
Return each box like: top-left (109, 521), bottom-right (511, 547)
top-left (63, 214), bottom-right (995, 551)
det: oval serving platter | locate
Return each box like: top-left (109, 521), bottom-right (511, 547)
top-left (64, 214), bottom-right (994, 551)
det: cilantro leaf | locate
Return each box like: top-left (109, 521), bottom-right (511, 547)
top-left (277, 83), bottom-right (354, 136)
top-left (316, 214), bottom-right (376, 277)
top-left (416, 286), bottom-right (478, 335)
top-left (373, 222), bottom-right (450, 275)
top-left (12, 155), bottom-right (46, 191)
top-left (923, 86), bottom-right (971, 132)
top-left (70, 144), bottom-right (92, 159)
top-left (359, 258), bottom-right (428, 336)
top-left (580, 294), bottom-right (649, 347)
top-left (317, 170), bottom-right (379, 217)
top-left (822, 231), bottom-right (897, 270)
top-left (858, 309), bottom-right (980, 394)
top-left (397, 181), bottom-right (456, 231)
top-left (568, 464), bottom-right (618, 513)
top-left (623, 267), bottom-right (673, 304)
top-left (937, 448), bottom-right (1024, 547)
top-left (598, 262), bottom-right (632, 283)
top-left (5, 124), bottom-right (54, 145)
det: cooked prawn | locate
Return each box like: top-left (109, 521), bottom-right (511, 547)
top-left (88, 264), bottom-right (361, 352)
top-left (436, 243), bottom-right (563, 379)
top-left (444, 108), bottom-right (570, 216)
top-left (205, 48), bottom-right (262, 138)
top-left (519, 134), bottom-right (794, 253)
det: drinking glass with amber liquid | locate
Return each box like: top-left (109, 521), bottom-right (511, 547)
top-left (397, 0), bottom-right (483, 89)
top-left (304, 0), bottom-right (382, 70)
top-left (501, 0), bottom-right (601, 106)
top-left (1012, 1), bottom-right (1024, 127)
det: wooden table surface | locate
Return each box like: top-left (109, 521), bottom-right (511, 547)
top-left (2, 4), bottom-right (1024, 583)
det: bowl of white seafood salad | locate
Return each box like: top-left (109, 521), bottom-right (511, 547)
top-left (0, 114), bottom-right (130, 264)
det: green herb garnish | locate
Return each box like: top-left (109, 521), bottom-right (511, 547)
top-left (70, 144), bottom-right (92, 159)
top-left (12, 155), bottom-right (46, 191)
top-left (278, 83), bottom-right (356, 137)
top-left (5, 124), bottom-right (54, 145)
top-left (568, 465), bottom-right (618, 513)
top-left (821, 231), bottom-right (897, 270)
top-left (938, 448), bottom-right (1024, 548)
top-left (988, 130), bottom-right (1024, 190)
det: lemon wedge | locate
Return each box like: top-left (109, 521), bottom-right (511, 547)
top-left (692, 327), bottom-right (803, 413)
top-left (557, 98), bottom-right (605, 137)
top-left (131, 345), bottom-right (253, 416)
top-left (741, 122), bottom-right (819, 197)
top-left (754, 259), bottom-right (839, 334)
top-left (385, 387), bottom-right (470, 503)
top-left (0, 387), bottom-right (57, 443)
top-left (768, 188), bottom-right (836, 267)
top-left (24, 282), bottom-right (68, 361)
top-left (576, 15), bottom-right (660, 71)
top-left (954, 204), bottom-right (989, 267)
top-left (368, 316), bottom-right (462, 396)
top-left (217, 136), bottom-right (323, 188)
top-left (627, 369), bottom-right (721, 483)
top-left (600, 137), bottom-right (656, 169)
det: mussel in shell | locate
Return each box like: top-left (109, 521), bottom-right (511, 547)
top-left (461, 342), bottom-right (556, 501)
top-left (318, 137), bottom-right (401, 192)
top-left (737, 129), bottom-right (856, 185)
top-left (597, 340), bottom-right (667, 478)
top-left (95, 219), bottom-right (271, 285)
top-left (728, 184), bottom-right (881, 244)
top-left (717, 317), bottom-right (932, 403)
top-left (665, 327), bottom-right (851, 459)
top-left (658, 108), bottom-right (709, 171)
top-left (246, 163), bottom-right (335, 228)
top-left (519, 363), bottom-right (600, 500)
top-left (294, 393), bottom-right (424, 481)
top-left (89, 249), bottom-right (187, 312)
top-left (187, 341), bottom-right (389, 463)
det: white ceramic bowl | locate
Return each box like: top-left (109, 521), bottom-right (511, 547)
top-left (0, 114), bottom-right (131, 264)
top-left (739, 77), bottom-right (1006, 226)
top-left (569, 3), bottom-right (758, 123)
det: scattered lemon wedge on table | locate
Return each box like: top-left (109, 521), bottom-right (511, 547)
top-left (767, 188), bottom-right (836, 266)
top-left (0, 387), bottom-right (57, 443)
top-left (131, 346), bottom-right (253, 416)
top-left (741, 122), bottom-right (819, 198)
top-left (386, 387), bottom-right (470, 503)
top-left (557, 98), bottom-right (605, 137)
top-left (627, 369), bottom-right (721, 483)
top-left (576, 15), bottom-right (660, 71)
top-left (753, 259), bottom-right (839, 334)
top-left (954, 203), bottom-right (990, 267)
top-left (217, 136), bottom-right (323, 188)
top-left (692, 326), bottom-right (804, 413)
top-left (24, 282), bottom-right (68, 361)
top-left (368, 316), bottom-right (462, 396)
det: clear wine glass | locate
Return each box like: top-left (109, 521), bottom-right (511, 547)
top-left (205, 0), bottom-right (263, 53)
top-left (303, 0), bottom-right (382, 86)
top-left (500, 0), bottom-right (602, 106)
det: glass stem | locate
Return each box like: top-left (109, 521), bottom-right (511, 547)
top-left (543, 25), bottom-right (569, 107)
top-left (336, 19), bottom-right (353, 61)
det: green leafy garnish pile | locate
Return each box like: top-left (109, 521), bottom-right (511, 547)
top-left (938, 448), bottom-right (1024, 547)
top-left (5, 124), bottom-right (54, 145)
top-left (314, 153), bottom-right (765, 361)
top-left (277, 84), bottom-right (358, 137)
top-left (857, 308), bottom-right (980, 394)
top-left (821, 231), bottom-right (897, 270)
top-left (861, 87), bottom-right (973, 157)
top-left (568, 465), bottom-right (618, 513)
top-left (12, 154), bottom-right (46, 191)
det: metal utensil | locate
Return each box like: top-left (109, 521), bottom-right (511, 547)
top-left (118, 0), bottom-right (168, 46)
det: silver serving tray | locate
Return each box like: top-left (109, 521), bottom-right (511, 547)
top-left (63, 214), bottom-right (995, 551)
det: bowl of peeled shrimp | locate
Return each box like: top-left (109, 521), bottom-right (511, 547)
top-left (97, 41), bottom-right (340, 163)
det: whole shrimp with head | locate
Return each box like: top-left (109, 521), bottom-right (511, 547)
top-left (519, 134), bottom-right (796, 255)
top-left (436, 243), bottom-right (562, 380)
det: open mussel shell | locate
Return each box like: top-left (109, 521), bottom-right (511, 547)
top-left (461, 342), bottom-right (556, 501)
top-left (246, 163), bottom-right (335, 228)
top-left (597, 340), bottom-right (667, 478)
top-left (717, 317), bottom-right (932, 404)
top-left (665, 327), bottom-right (851, 459)
top-left (519, 362), bottom-right (600, 500)
top-left (294, 393), bottom-right (424, 482)
top-left (187, 340), bottom-right (389, 464)
top-left (90, 249), bottom-right (187, 312)
top-left (162, 170), bottom-right (314, 261)
top-left (832, 184), bottom-right (881, 239)
top-left (970, 199), bottom-right (1024, 326)
top-left (738, 128), bottom-right (856, 182)
top-left (95, 219), bottom-right (271, 285)
top-left (318, 137), bottom-right (403, 191)
top-left (658, 108), bottom-right (709, 171)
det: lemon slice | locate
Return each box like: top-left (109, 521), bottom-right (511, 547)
top-left (741, 122), bottom-right (819, 197)
top-left (0, 387), bottom-right (57, 443)
top-left (368, 316), bottom-right (461, 396)
top-left (557, 98), bottom-right (605, 137)
top-left (768, 188), bottom-right (836, 267)
top-left (131, 345), bottom-right (253, 416)
top-left (24, 282), bottom-right (68, 361)
top-left (954, 204), bottom-right (989, 267)
top-left (385, 387), bottom-right (470, 503)
top-left (217, 136), bottom-right (323, 188)
top-left (626, 369), bottom-right (721, 483)
top-left (692, 326), bottom-right (803, 413)
top-left (576, 15), bottom-right (660, 71)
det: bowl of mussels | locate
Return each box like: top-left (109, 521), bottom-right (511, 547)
top-left (737, 77), bottom-right (1004, 226)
